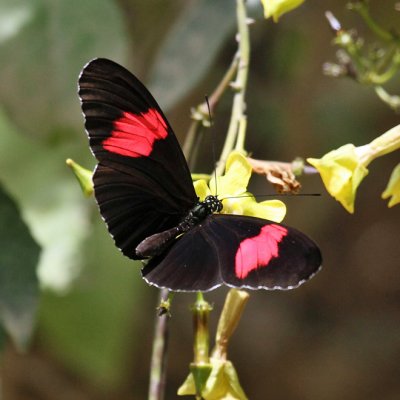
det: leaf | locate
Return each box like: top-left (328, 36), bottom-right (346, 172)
top-left (0, 108), bottom-right (91, 291)
top-left (0, 0), bottom-right (127, 138)
top-left (148, 0), bottom-right (236, 109)
top-left (0, 184), bottom-right (40, 350)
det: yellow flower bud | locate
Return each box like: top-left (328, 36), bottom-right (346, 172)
top-left (66, 159), bottom-right (94, 197)
top-left (261, 0), bottom-right (305, 22)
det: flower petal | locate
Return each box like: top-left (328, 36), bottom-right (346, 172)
top-left (261, 0), bottom-right (305, 22)
top-left (382, 163), bottom-right (400, 207)
top-left (308, 144), bottom-right (369, 213)
top-left (210, 152), bottom-right (251, 197)
top-left (243, 199), bottom-right (287, 223)
top-left (194, 179), bottom-right (211, 201)
top-left (177, 372), bottom-right (196, 396)
top-left (177, 360), bottom-right (248, 399)
top-left (202, 359), bottom-right (248, 400)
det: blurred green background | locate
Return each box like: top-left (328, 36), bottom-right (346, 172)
top-left (0, 0), bottom-right (399, 399)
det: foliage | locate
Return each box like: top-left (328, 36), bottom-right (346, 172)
top-left (0, 185), bottom-right (40, 350)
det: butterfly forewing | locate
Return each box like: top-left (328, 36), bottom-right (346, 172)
top-left (79, 59), bottom-right (197, 258)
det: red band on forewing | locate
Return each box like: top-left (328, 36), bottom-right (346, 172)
top-left (235, 224), bottom-right (288, 279)
top-left (102, 109), bottom-right (168, 157)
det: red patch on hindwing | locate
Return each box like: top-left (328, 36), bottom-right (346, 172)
top-left (102, 109), bottom-right (168, 157)
top-left (235, 224), bottom-right (288, 279)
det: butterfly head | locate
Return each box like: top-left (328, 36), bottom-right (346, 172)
top-left (204, 195), bottom-right (223, 213)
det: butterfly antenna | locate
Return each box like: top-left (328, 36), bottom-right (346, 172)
top-left (220, 193), bottom-right (321, 201)
top-left (205, 96), bottom-right (218, 196)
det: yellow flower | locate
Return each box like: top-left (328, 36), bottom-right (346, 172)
top-left (382, 163), bottom-right (400, 207)
top-left (307, 144), bottom-right (368, 213)
top-left (194, 151), bottom-right (286, 223)
top-left (178, 358), bottom-right (247, 400)
top-left (307, 124), bottom-right (400, 213)
top-left (261, 0), bottom-right (305, 22)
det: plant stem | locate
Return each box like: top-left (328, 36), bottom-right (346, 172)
top-left (183, 120), bottom-right (203, 165)
top-left (374, 86), bottom-right (400, 112)
top-left (207, 52), bottom-right (240, 114)
top-left (212, 289), bottom-right (249, 360)
top-left (216, 0), bottom-right (250, 176)
top-left (182, 51), bottom-right (240, 163)
top-left (148, 288), bottom-right (170, 400)
top-left (192, 292), bottom-right (212, 365)
top-left (190, 292), bottom-right (213, 398)
top-left (357, 123), bottom-right (400, 164)
top-left (235, 115), bottom-right (247, 152)
top-left (349, 1), bottom-right (399, 43)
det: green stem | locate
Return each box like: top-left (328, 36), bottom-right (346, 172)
top-left (183, 51), bottom-right (240, 162)
top-left (208, 52), bottom-right (240, 114)
top-left (216, 0), bottom-right (250, 176)
top-left (183, 120), bottom-right (202, 162)
top-left (374, 87), bottom-right (400, 112)
top-left (366, 50), bottom-right (400, 84)
top-left (349, 1), bottom-right (399, 43)
top-left (235, 116), bottom-right (247, 152)
top-left (148, 289), bottom-right (170, 400)
top-left (192, 292), bottom-right (211, 365)
top-left (190, 292), bottom-right (213, 398)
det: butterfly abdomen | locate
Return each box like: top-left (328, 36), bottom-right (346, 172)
top-left (136, 195), bottom-right (223, 258)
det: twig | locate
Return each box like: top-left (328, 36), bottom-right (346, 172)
top-left (148, 289), bottom-right (170, 400)
top-left (182, 51), bottom-right (240, 163)
top-left (348, 1), bottom-right (399, 43)
top-left (216, 0), bottom-right (251, 176)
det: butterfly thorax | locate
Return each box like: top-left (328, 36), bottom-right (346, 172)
top-left (135, 195), bottom-right (222, 258)
top-left (181, 195), bottom-right (223, 227)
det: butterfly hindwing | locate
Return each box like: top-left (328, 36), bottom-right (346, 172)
top-left (142, 225), bottom-right (223, 291)
top-left (79, 58), bottom-right (197, 258)
top-left (209, 215), bottom-right (322, 289)
top-left (142, 214), bottom-right (322, 291)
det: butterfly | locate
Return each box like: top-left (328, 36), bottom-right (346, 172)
top-left (78, 58), bottom-right (322, 292)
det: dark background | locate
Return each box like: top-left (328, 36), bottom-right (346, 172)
top-left (0, 0), bottom-right (399, 399)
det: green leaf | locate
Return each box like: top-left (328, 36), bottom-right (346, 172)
top-left (0, 184), bottom-right (40, 350)
top-left (0, 0), bottom-right (127, 138)
top-left (148, 0), bottom-right (236, 109)
top-left (0, 108), bottom-right (91, 291)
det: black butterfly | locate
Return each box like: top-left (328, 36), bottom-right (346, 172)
top-left (78, 58), bottom-right (322, 292)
